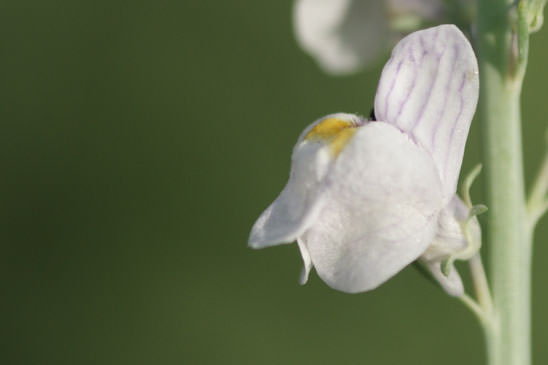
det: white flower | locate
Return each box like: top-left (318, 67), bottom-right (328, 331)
top-left (294, 0), bottom-right (473, 74)
top-left (249, 25), bottom-right (479, 296)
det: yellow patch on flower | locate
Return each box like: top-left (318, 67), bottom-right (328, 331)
top-left (329, 128), bottom-right (357, 156)
top-left (304, 117), bottom-right (358, 156)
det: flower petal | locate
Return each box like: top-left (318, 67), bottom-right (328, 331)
top-left (293, 0), bottom-right (389, 74)
top-left (419, 195), bottom-right (480, 297)
top-left (248, 142), bottom-right (328, 249)
top-left (422, 195), bottom-right (471, 261)
top-left (249, 114), bottom-right (363, 248)
top-left (297, 238), bottom-right (313, 284)
top-left (374, 25), bottom-right (479, 199)
top-left (301, 122), bottom-right (443, 293)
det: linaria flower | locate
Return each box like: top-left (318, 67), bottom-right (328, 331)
top-left (249, 25), bottom-right (479, 296)
top-left (294, 0), bottom-right (473, 74)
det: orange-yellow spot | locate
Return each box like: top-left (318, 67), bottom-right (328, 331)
top-left (329, 128), bottom-right (358, 156)
top-left (304, 118), bottom-right (358, 156)
top-left (304, 118), bottom-right (355, 140)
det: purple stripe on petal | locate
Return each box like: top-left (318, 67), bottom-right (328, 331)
top-left (442, 73), bottom-right (467, 179)
top-left (409, 47), bottom-right (445, 133)
top-left (431, 44), bottom-right (460, 149)
top-left (393, 50), bottom-right (419, 125)
top-left (382, 59), bottom-right (404, 118)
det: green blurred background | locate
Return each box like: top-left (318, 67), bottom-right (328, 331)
top-left (3, 1), bottom-right (547, 364)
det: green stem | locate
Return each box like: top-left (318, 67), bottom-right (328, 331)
top-left (477, 1), bottom-right (532, 364)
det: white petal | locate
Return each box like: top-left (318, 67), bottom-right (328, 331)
top-left (249, 113), bottom-right (363, 248)
top-left (419, 195), bottom-right (480, 297)
top-left (248, 142), bottom-right (329, 248)
top-left (420, 196), bottom-right (483, 297)
top-left (293, 0), bottom-right (390, 74)
top-left (422, 195), bottom-right (470, 261)
top-left (374, 25), bottom-right (479, 199)
top-left (297, 238), bottom-right (312, 284)
top-left (420, 259), bottom-right (464, 296)
top-left (302, 122), bottom-right (443, 293)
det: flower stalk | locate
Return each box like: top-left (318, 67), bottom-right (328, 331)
top-left (477, 1), bottom-right (535, 364)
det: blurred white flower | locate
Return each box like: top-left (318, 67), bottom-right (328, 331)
top-left (294, 0), bottom-right (472, 74)
top-left (249, 25), bottom-right (479, 296)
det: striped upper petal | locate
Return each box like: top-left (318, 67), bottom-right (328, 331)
top-left (374, 25), bottom-right (479, 200)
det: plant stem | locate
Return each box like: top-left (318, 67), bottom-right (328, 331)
top-left (477, 1), bottom-right (532, 364)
